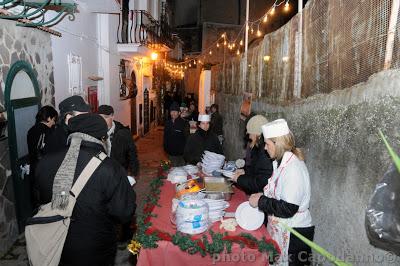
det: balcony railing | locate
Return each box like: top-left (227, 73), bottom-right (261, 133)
top-left (117, 10), bottom-right (174, 50)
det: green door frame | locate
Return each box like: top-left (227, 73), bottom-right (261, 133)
top-left (5, 60), bottom-right (41, 232)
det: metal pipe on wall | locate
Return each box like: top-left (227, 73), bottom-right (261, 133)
top-left (294, 0), bottom-right (303, 98)
top-left (243, 0), bottom-right (249, 93)
top-left (384, 0), bottom-right (400, 70)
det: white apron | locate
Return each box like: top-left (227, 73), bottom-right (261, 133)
top-left (263, 152), bottom-right (312, 266)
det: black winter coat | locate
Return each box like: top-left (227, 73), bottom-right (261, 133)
top-left (236, 143), bottom-right (273, 195)
top-left (111, 121), bottom-right (140, 176)
top-left (184, 128), bottom-right (223, 164)
top-left (35, 141), bottom-right (136, 266)
top-left (27, 123), bottom-right (53, 170)
top-left (164, 117), bottom-right (189, 156)
top-left (43, 123), bottom-right (69, 154)
top-left (210, 112), bottom-right (223, 136)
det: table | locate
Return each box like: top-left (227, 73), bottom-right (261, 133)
top-left (136, 180), bottom-right (279, 266)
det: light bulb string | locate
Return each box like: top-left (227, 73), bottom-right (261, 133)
top-left (165, 0), bottom-right (291, 69)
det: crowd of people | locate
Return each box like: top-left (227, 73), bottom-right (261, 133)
top-left (26, 92), bottom-right (314, 265)
top-left (163, 103), bottom-right (314, 265)
top-left (27, 96), bottom-right (138, 266)
top-left (163, 97), bottom-right (224, 166)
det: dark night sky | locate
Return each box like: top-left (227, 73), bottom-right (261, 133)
top-left (168, 0), bottom-right (309, 53)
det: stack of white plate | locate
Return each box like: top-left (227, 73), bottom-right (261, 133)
top-left (201, 151), bottom-right (225, 175)
top-left (176, 199), bottom-right (209, 234)
top-left (202, 198), bottom-right (230, 223)
top-left (167, 167), bottom-right (188, 184)
top-left (183, 164), bottom-right (199, 175)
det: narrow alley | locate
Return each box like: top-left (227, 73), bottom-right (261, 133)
top-left (1, 0), bottom-right (400, 265)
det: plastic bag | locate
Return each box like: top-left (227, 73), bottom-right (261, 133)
top-left (365, 163), bottom-right (400, 256)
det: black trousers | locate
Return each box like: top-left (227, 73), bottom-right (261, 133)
top-left (288, 226), bottom-right (315, 266)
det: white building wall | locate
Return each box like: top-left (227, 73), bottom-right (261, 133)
top-left (51, 3), bottom-right (156, 134)
top-left (98, 14), bottom-right (132, 128)
top-left (51, 11), bottom-right (99, 107)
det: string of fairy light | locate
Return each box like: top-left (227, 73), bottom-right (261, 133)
top-left (162, 0), bottom-right (291, 78)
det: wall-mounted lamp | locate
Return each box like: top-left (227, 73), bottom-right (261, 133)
top-left (263, 55), bottom-right (271, 62)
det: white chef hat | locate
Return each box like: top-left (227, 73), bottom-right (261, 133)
top-left (261, 119), bottom-right (290, 139)
top-left (198, 114), bottom-right (211, 122)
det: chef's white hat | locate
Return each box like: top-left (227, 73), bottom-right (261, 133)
top-left (261, 119), bottom-right (290, 139)
top-left (198, 114), bottom-right (211, 122)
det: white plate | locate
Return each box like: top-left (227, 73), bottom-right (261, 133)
top-left (235, 201), bottom-right (265, 231)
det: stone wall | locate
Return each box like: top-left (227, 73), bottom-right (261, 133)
top-left (0, 19), bottom-right (54, 256)
top-left (217, 69), bottom-right (400, 265)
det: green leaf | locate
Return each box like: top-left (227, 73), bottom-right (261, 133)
top-left (379, 130), bottom-right (400, 173)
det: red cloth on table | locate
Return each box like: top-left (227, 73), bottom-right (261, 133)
top-left (137, 181), bottom-right (273, 266)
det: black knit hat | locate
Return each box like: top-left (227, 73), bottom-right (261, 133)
top-left (97, 105), bottom-right (114, 116)
top-left (59, 96), bottom-right (90, 115)
top-left (170, 102), bottom-right (180, 112)
top-left (68, 113), bottom-right (108, 140)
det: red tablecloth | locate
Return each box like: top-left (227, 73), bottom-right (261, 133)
top-left (137, 181), bottom-right (275, 266)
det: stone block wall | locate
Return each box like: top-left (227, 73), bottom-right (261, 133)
top-left (0, 19), bottom-right (55, 256)
top-left (217, 69), bottom-right (400, 265)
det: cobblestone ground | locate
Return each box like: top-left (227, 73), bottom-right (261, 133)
top-left (0, 127), bottom-right (167, 266)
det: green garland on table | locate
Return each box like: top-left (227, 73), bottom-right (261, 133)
top-left (128, 161), bottom-right (280, 259)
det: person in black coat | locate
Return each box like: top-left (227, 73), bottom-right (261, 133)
top-left (184, 114), bottom-right (223, 165)
top-left (230, 115), bottom-right (273, 195)
top-left (210, 104), bottom-right (223, 135)
top-left (35, 114), bottom-right (136, 266)
top-left (186, 102), bottom-right (199, 122)
top-left (27, 105), bottom-right (58, 209)
top-left (98, 105), bottom-right (139, 177)
top-left (98, 105), bottom-right (140, 242)
top-left (163, 102), bottom-right (189, 166)
top-left (163, 91), bottom-right (173, 121)
top-left (44, 95), bottom-right (90, 154)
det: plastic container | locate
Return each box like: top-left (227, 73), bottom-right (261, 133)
top-left (176, 199), bottom-right (209, 235)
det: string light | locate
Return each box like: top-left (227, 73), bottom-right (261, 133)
top-left (284, 1), bottom-right (290, 12)
top-left (162, 0), bottom-right (291, 72)
top-left (270, 5), bottom-right (275, 15)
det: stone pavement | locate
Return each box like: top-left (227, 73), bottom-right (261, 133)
top-left (0, 127), bottom-right (167, 266)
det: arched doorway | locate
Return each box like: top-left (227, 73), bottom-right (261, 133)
top-left (5, 61), bottom-right (41, 231)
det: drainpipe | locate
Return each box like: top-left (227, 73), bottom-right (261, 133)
top-left (243, 0), bottom-right (249, 93)
top-left (294, 0), bottom-right (303, 98)
top-left (384, 0), bottom-right (400, 70)
top-left (238, 0), bottom-right (241, 25)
